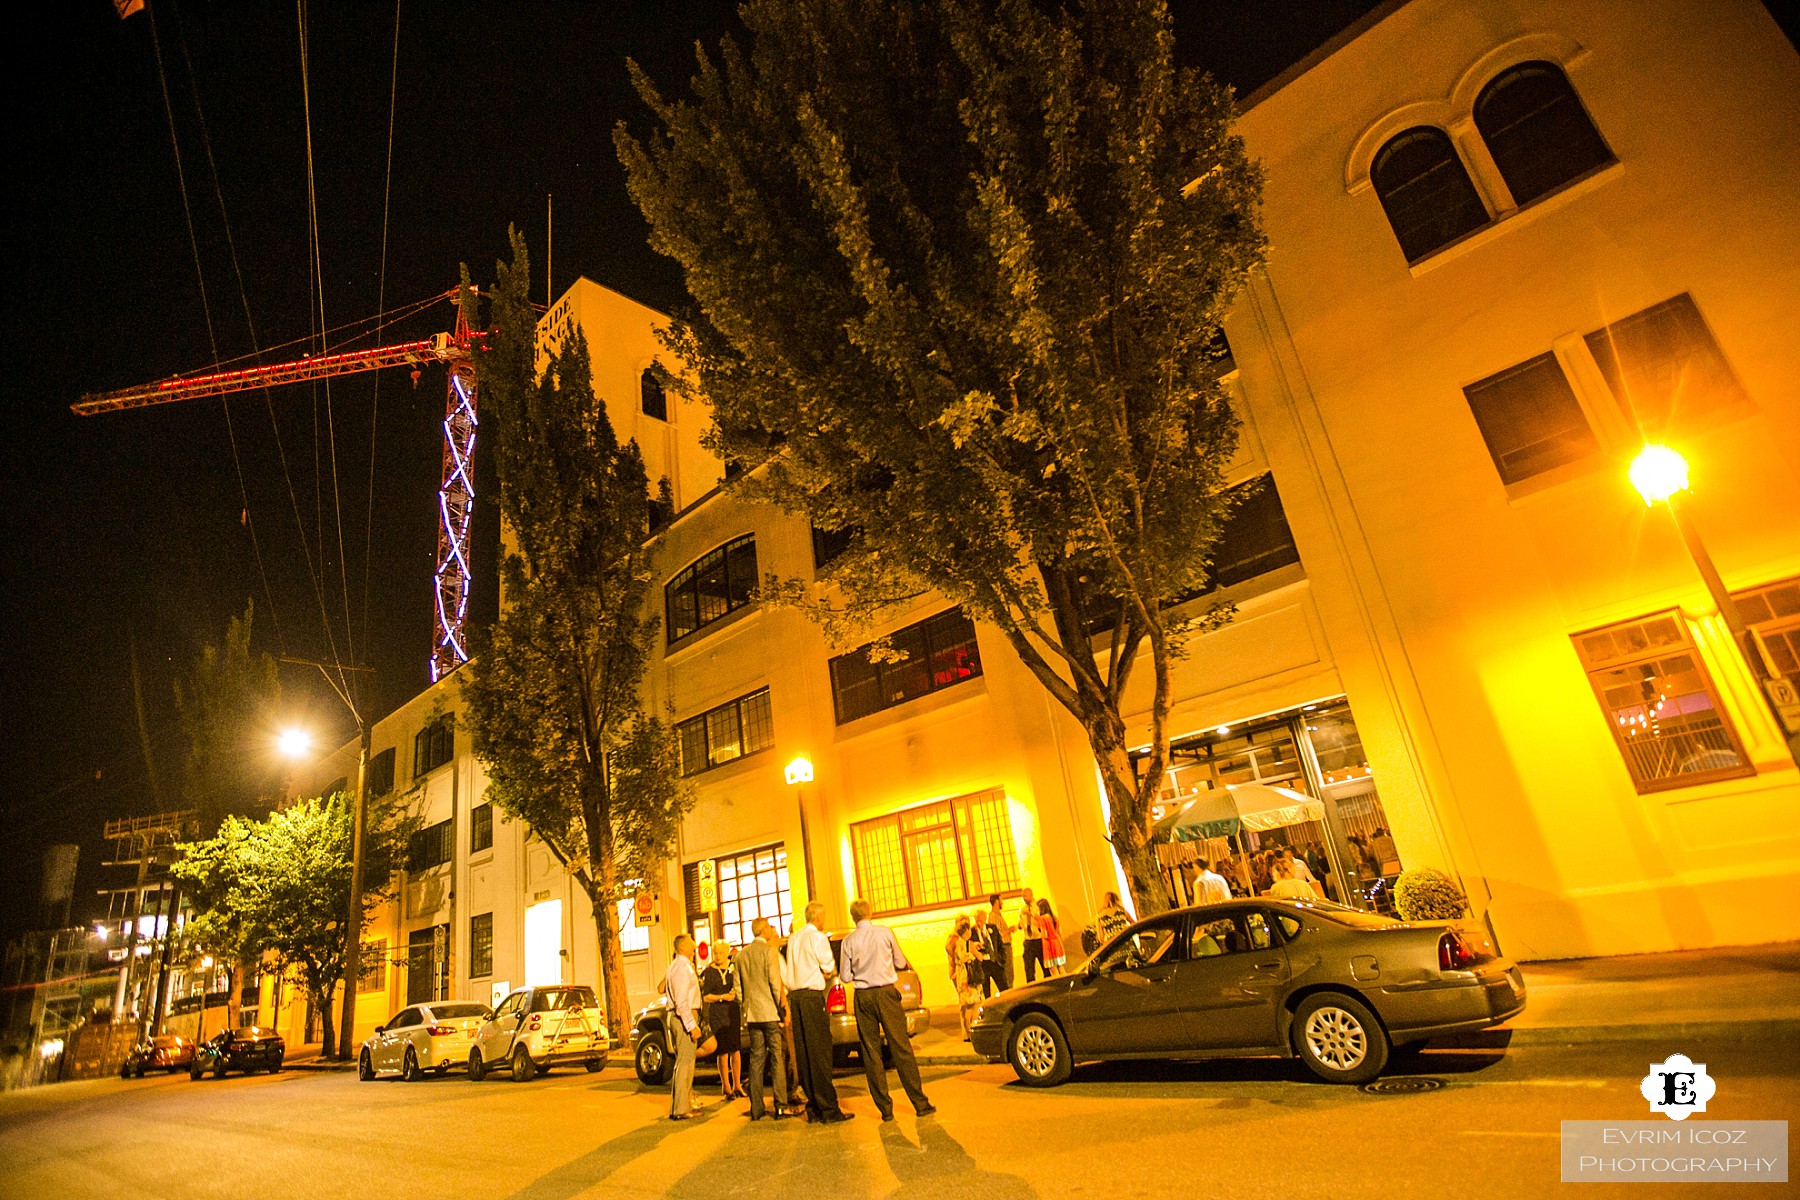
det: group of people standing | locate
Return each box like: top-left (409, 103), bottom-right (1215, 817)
top-left (661, 899), bottom-right (935, 1126)
top-left (947, 890), bottom-right (1066, 1037)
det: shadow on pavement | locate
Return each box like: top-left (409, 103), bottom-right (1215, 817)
top-left (501, 1112), bottom-right (696, 1200)
top-left (877, 1116), bottom-right (1038, 1200)
top-left (1031, 1047), bottom-right (1510, 1091)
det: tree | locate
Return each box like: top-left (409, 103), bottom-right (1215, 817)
top-left (459, 231), bottom-right (693, 1037)
top-left (168, 817), bottom-right (264, 1030)
top-left (616, 0), bottom-right (1265, 914)
top-left (174, 793), bottom-right (409, 1059)
top-left (173, 600), bottom-right (283, 835)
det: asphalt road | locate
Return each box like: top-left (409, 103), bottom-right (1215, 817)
top-left (1, 1037), bottom-right (1793, 1200)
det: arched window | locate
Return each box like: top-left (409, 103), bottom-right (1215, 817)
top-left (1474, 61), bottom-right (1612, 207)
top-left (1371, 127), bottom-right (1490, 263)
top-left (640, 367), bottom-right (668, 421)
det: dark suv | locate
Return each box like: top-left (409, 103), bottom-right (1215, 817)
top-left (189, 1027), bottom-right (285, 1078)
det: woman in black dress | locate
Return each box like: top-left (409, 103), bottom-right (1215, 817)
top-left (700, 941), bottom-right (743, 1100)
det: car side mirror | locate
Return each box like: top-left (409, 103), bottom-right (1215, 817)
top-left (374, 1024), bottom-right (386, 1034)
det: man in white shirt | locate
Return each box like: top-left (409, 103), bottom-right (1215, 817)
top-left (1196, 860), bottom-right (1233, 905)
top-left (839, 898), bottom-right (933, 1121)
top-left (787, 902), bottom-right (851, 1123)
top-left (664, 935), bottom-right (703, 1119)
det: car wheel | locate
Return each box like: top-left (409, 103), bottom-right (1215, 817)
top-left (467, 1049), bottom-right (486, 1082)
top-left (584, 1057), bottom-right (605, 1073)
top-left (358, 1050), bottom-right (375, 1082)
top-left (1007, 1013), bottom-right (1072, 1087)
top-left (189, 1066), bottom-right (203, 1081)
top-left (1292, 992), bottom-right (1389, 1085)
top-left (214, 1062), bottom-right (228, 1079)
top-left (436, 1063), bottom-right (450, 1076)
top-left (510, 1045), bottom-right (537, 1083)
top-left (268, 1057), bottom-right (282, 1074)
top-left (634, 1032), bottom-right (670, 1086)
top-left (402, 1047), bottom-right (423, 1082)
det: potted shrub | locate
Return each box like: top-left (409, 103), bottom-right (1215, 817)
top-left (1394, 867), bottom-right (1468, 921)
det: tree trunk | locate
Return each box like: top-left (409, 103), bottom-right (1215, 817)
top-left (1087, 724), bottom-right (1173, 917)
top-left (318, 982), bottom-right (337, 1059)
top-left (225, 961), bottom-right (243, 1029)
top-left (589, 802), bottom-right (631, 1041)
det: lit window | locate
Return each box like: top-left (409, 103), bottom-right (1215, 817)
top-left (666, 535), bottom-right (758, 642)
top-left (850, 790), bottom-right (1021, 916)
top-left (684, 843), bottom-right (791, 948)
top-left (830, 609), bottom-right (982, 725)
top-left (1462, 353), bottom-right (1599, 484)
top-left (676, 688), bottom-right (774, 777)
top-left (1573, 612), bottom-right (1754, 793)
top-left (1584, 295), bottom-right (1748, 438)
top-left (1474, 61), bottom-right (1612, 207)
top-left (1731, 576), bottom-right (1800, 678)
top-left (615, 897), bottom-right (650, 954)
top-left (1370, 126), bottom-right (1489, 263)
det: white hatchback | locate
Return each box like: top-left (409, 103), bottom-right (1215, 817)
top-left (359, 1000), bottom-right (493, 1081)
top-left (468, 985), bottom-right (610, 1082)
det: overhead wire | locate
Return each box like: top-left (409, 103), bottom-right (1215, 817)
top-left (362, 0), bottom-right (404, 664)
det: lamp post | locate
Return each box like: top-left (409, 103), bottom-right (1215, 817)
top-left (785, 756), bottom-right (817, 903)
top-left (1630, 445), bottom-right (1800, 768)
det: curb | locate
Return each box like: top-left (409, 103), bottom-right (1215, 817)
top-left (284, 1060), bottom-right (359, 1073)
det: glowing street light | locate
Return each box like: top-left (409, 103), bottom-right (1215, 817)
top-left (786, 756), bottom-right (818, 901)
top-left (1629, 444), bottom-right (1689, 505)
top-left (1629, 445), bottom-right (1800, 767)
top-left (276, 727), bottom-right (314, 760)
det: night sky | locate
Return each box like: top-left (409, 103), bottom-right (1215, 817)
top-left (3, 0), bottom-right (1402, 943)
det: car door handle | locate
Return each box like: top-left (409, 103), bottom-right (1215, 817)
top-left (1253, 961), bottom-right (1282, 971)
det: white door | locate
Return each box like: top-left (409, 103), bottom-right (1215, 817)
top-left (525, 900), bottom-right (563, 988)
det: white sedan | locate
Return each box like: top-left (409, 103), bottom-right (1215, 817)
top-left (359, 1001), bottom-right (493, 1081)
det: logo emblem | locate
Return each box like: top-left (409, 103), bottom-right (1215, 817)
top-left (1640, 1053), bottom-right (1715, 1120)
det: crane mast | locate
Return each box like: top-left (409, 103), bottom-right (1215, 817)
top-left (73, 292), bottom-right (481, 683)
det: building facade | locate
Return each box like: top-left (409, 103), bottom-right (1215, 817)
top-left (281, 0), bottom-right (1799, 1041)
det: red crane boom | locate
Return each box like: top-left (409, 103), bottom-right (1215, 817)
top-left (72, 296), bottom-right (480, 682)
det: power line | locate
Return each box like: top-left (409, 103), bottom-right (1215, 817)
top-left (363, 0), bottom-right (404, 665)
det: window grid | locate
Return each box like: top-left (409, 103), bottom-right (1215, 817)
top-left (1573, 612), bottom-right (1754, 793)
top-left (470, 803), bottom-right (493, 853)
top-left (357, 940), bottom-right (386, 993)
top-left (666, 535), bottom-right (758, 642)
top-left (414, 718), bottom-right (454, 778)
top-left (1371, 125), bottom-right (1490, 263)
top-left (830, 609), bottom-right (983, 725)
top-left (1584, 295), bottom-right (1748, 439)
top-left (407, 819), bottom-right (454, 873)
top-left (676, 688), bottom-right (775, 777)
top-left (1473, 61), bottom-right (1613, 208)
top-left (851, 789), bottom-right (1021, 916)
top-left (1732, 576), bottom-right (1800, 678)
top-left (687, 843), bottom-right (792, 947)
top-left (1463, 353), bottom-right (1599, 485)
top-left (469, 914), bottom-right (493, 978)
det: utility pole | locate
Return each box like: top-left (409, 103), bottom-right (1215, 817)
top-left (282, 655), bottom-right (375, 1060)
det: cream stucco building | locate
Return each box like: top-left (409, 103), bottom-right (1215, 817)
top-left (270, 0), bottom-right (1799, 1044)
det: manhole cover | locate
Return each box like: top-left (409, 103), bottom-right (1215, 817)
top-left (1361, 1076), bottom-right (1446, 1095)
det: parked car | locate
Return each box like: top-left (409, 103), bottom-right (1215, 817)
top-left (359, 1001), bottom-right (493, 1081)
top-left (970, 898), bottom-right (1525, 1086)
top-left (188, 1027), bottom-right (285, 1079)
top-left (121, 1033), bottom-right (195, 1077)
top-left (468, 985), bottom-right (610, 1083)
top-left (630, 933), bottom-right (930, 1086)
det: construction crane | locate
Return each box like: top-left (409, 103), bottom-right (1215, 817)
top-left (73, 291), bottom-right (481, 683)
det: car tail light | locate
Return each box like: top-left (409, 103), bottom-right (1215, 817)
top-left (427, 1025), bottom-right (454, 1037)
top-left (527, 1016), bottom-right (542, 1031)
top-left (826, 983), bottom-right (848, 1014)
top-left (1438, 931), bottom-right (1479, 971)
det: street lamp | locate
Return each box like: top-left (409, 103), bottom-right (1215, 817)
top-left (785, 756), bottom-right (818, 902)
top-left (1629, 445), bottom-right (1800, 768)
top-left (276, 727), bottom-right (314, 759)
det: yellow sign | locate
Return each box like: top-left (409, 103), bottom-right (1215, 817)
top-left (698, 860), bottom-right (718, 913)
top-left (634, 891), bottom-right (659, 927)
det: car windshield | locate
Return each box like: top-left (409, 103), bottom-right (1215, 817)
top-left (432, 1002), bottom-right (491, 1020)
top-left (531, 987), bottom-right (596, 1013)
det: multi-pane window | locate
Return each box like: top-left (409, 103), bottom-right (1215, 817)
top-left (830, 608), bottom-right (983, 725)
top-left (357, 940), bottom-right (386, 993)
top-left (850, 790), bottom-right (1021, 916)
top-left (406, 924), bottom-right (448, 1005)
top-left (811, 523), bottom-right (855, 571)
top-left (1573, 612), bottom-right (1754, 793)
top-left (367, 747), bottom-right (396, 797)
top-left (469, 913), bottom-right (493, 978)
top-left (407, 819), bottom-right (454, 873)
top-left (640, 367), bottom-right (668, 421)
top-left (1473, 61), bottom-right (1612, 208)
top-left (470, 803), bottom-right (493, 853)
top-left (1463, 353), bottom-right (1599, 485)
top-left (615, 897), bottom-right (651, 954)
top-left (676, 688), bottom-right (774, 776)
top-left (1370, 126), bottom-right (1490, 263)
top-left (1210, 474), bottom-right (1302, 590)
top-left (684, 843), bottom-right (791, 947)
top-left (414, 718), bottom-right (454, 777)
top-left (666, 535), bottom-right (758, 642)
top-left (1584, 295), bottom-right (1748, 438)
top-left (1732, 576), bottom-right (1800, 679)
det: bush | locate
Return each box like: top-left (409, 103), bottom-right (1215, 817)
top-left (1394, 868), bottom-right (1468, 921)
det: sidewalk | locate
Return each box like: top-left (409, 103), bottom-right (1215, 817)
top-left (907, 940), bottom-right (1800, 1065)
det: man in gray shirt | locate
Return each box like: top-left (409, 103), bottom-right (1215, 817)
top-left (839, 898), bottom-right (934, 1121)
top-left (734, 917), bottom-right (790, 1120)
